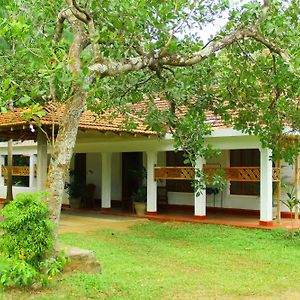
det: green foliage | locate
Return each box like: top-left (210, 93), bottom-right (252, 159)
top-left (0, 192), bottom-right (54, 266)
top-left (0, 192), bottom-right (68, 288)
top-left (1, 1), bottom-right (300, 202)
top-left (3, 222), bottom-right (299, 299)
top-left (194, 168), bottom-right (227, 196)
top-left (0, 256), bottom-right (39, 288)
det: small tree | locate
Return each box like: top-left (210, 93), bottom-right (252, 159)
top-left (281, 185), bottom-right (299, 224)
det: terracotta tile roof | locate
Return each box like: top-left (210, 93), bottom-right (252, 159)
top-left (42, 103), bottom-right (155, 135)
top-left (129, 99), bottom-right (230, 129)
top-left (0, 103), bottom-right (156, 137)
top-left (0, 100), bottom-right (230, 139)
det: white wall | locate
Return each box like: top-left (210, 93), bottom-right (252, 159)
top-left (166, 150), bottom-right (229, 207)
top-left (85, 152), bottom-right (122, 201)
top-left (165, 150), bottom-right (298, 212)
top-left (86, 153), bottom-right (101, 199)
top-left (277, 159), bottom-right (298, 212)
top-left (0, 141), bottom-right (49, 199)
top-left (1, 135), bottom-right (299, 213)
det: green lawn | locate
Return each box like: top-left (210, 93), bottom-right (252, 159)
top-left (2, 222), bottom-right (300, 299)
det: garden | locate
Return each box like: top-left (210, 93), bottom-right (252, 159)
top-left (2, 216), bottom-right (300, 299)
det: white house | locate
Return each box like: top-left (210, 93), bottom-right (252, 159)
top-left (0, 101), bottom-right (299, 227)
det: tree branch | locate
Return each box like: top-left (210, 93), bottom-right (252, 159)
top-left (251, 32), bottom-right (295, 72)
top-left (51, 8), bottom-right (72, 101)
top-left (88, 0), bottom-right (295, 78)
top-left (69, 0), bottom-right (104, 63)
top-left (120, 74), bottom-right (156, 98)
top-left (88, 27), bottom-right (263, 76)
top-left (52, 8), bottom-right (72, 47)
top-left (69, 1), bottom-right (88, 24)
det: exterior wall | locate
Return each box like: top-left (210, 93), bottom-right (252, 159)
top-left (168, 192), bottom-right (194, 206)
top-left (85, 152), bottom-right (122, 201)
top-left (279, 160), bottom-right (298, 211)
top-left (165, 150), bottom-right (260, 210)
top-left (86, 153), bottom-right (101, 199)
top-left (165, 149), bottom-right (298, 212)
top-left (1, 132), bottom-right (299, 214)
top-left (0, 141), bottom-right (38, 199)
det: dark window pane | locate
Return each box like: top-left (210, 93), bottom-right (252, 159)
top-left (230, 149), bottom-right (260, 196)
top-left (166, 151), bottom-right (193, 193)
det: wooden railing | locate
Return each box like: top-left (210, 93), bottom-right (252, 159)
top-left (154, 166), bottom-right (281, 182)
top-left (154, 167), bottom-right (195, 180)
top-left (1, 166), bottom-right (30, 177)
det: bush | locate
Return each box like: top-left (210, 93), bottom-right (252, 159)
top-left (0, 192), bottom-right (54, 266)
top-left (0, 192), bottom-right (68, 288)
top-left (0, 256), bottom-right (39, 288)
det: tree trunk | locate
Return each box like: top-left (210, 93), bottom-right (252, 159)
top-left (45, 89), bottom-right (86, 242)
top-left (5, 139), bottom-right (13, 203)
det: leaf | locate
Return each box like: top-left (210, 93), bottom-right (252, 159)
top-left (2, 78), bottom-right (11, 90)
top-left (19, 95), bottom-right (31, 104)
top-left (35, 110), bottom-right (46, 117)
top-left (1, 107), bottom-right (7, 114)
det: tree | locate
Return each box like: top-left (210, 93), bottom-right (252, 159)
top-left (5, 99), bottom-right (14, 204)
top-left (0, 0), bottom-right (299, 242)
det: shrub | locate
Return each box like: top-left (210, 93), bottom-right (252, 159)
top-left (0, 192), bottom-right (68, 288)
top-left (0, 192), bottom-right (54, 266)
top-left (0, 256), bottom-right (39, 288)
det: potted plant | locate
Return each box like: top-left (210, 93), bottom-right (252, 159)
top-left (132, 186), bottom-right (147, 215)
top-left (65, 170), bottom-right (85, 208)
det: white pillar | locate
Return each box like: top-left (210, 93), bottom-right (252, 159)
top-left (194, 157), bottom-right (206, 220)
top-left (36, 129), bottom-right (48, 191)
top-left (29, 154), bottom-right (37, 189)
top-left (146, 151), bottom-right (157, 215)
top-left (260, 148), bottom-right (273, 226)
top-left (101, 152), bottom-right (112, 210)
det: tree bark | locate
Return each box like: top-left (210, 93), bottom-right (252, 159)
top-left (44, 1), bottom-right (89, 243)
top-left (45, 89), bottom-right (86, 241)
top-left (5, 139), bottom-right (13, 203)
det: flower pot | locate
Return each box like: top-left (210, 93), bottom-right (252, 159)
top-left (134, 202), bottom-right (146, 215)
top-left (69, 197), bottom-right (81, 209)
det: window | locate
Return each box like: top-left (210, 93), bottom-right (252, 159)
top-left (230, 149), bottom-right (260, 196)
top-left (4, 155), bottom-right (30, 187)
top-left (166, 151), bottom-right (194, 193)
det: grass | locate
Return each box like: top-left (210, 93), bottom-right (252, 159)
top-left (2, 222), bottom-right (300, 299)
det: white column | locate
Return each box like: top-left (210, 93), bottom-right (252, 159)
top-left (146, 151), bottom-right (157, 215)
top-left (260, 148), bottom-right (273, 226)
top-left (36, 129), bottom-right (48, 191)
top-left (194, 157), bottom-right (206, 220)
top-left (101, 152), bottom-right (112, 210)
top-left (29, 154), bottom-right (37, 189)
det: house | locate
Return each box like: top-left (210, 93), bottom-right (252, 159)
top-left (0, 101), bottom-right (299, 227)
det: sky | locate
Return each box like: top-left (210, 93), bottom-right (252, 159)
top-left (199, 0), bottom-right (259, 42)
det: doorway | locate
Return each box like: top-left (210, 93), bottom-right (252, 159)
top-left (122, 152), bottom-right (143, 211)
